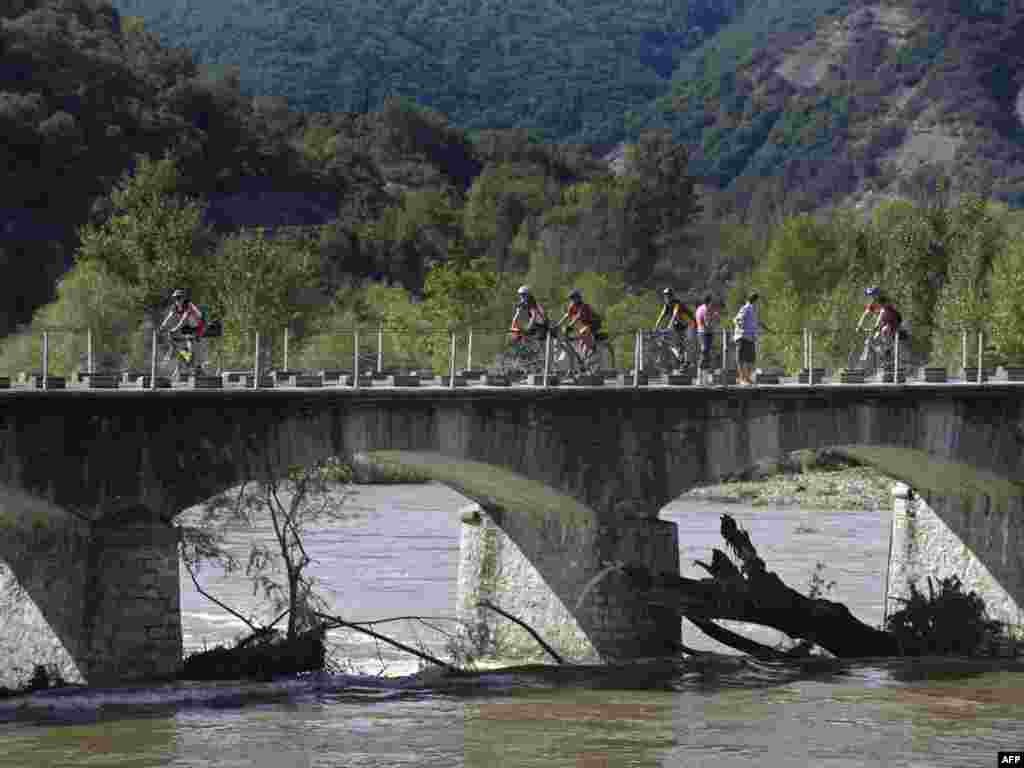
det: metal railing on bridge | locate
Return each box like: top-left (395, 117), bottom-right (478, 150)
top-left (2, 322), bottom-right (1021, 391)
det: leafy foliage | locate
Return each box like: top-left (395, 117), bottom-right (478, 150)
top-left (885, 575), bottom-right (1002, 656)
top-left (109, 0), bottom-right (747, 143)
top-left (76, 153), bottom-right (212, 315)
top-left (210, 227), bottom-right (327, 367)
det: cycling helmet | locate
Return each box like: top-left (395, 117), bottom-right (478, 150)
top-left (864, 286), bottom-right (880, 298)
top-left (568, 288), bottom-right (582, 301)
top-left (662, 287), bottom-right (674, 297)
top-left (171, 289), bottom-right (187, 301)
top-left (517, 285), bottom-right (530, 296)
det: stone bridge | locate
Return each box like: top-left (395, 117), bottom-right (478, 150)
top-left (0, 386), bottom-right (1022, 686)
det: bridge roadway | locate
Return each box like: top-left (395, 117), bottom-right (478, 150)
top-left (2, 376), bottom-right (1024, 393)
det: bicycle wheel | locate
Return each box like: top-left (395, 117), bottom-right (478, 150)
top-left (587, 342), bottom-right (614, 374)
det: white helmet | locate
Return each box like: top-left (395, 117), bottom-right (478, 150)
top-left (517, 285), bottom-right (530, 296)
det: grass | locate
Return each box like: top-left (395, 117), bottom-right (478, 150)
top-left (0, 486), bottom-right (75, 533)
top-left (362, 451), bottom-right (598, 530)
top-left (832, 445), bottom-right (1024, 512)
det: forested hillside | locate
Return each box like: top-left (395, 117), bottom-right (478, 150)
top-left (109, 0), bottom-right (747, 143)
top-left (107, 0), bottom-right (1024, 213)
top-left (0, 0), bottom-right (707, 344)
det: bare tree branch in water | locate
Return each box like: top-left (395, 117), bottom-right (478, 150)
top-left (477, 599), bottom-right (566, 664)
top-left (314, 611), bottom-right (462, 673)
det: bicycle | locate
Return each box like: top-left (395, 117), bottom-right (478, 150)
top-left (554, 328), bottom-right (615, 377)
top-left (849, 328), bottom-right (915, 378)
top-left (643, 329), bottom-right (694, 374)
top-left (160, 332), bottom-right (207, 382)
top-left (492, 328), bottom-right (550, 379)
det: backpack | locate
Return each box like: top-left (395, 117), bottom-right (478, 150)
top-left (590, 309), bottom-right (607, 341)
top-left (198, 304), bottom-right (223, 338)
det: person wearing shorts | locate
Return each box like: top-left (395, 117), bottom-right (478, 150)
top-left (733, 293), bottom-right (768, 385)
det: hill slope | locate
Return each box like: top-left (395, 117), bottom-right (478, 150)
top-left (108, 0), bottom-right (748, 142)
top-left (644, 0), bottom-right (1024, 208)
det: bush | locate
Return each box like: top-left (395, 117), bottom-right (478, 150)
top-left (885, 575), bottom-right (1002, 656)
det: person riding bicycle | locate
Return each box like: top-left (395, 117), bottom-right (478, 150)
top-left (160, 289), bottom-right (206, 365)
top-left (554, 288), bottom-right (596, 361)
top-left (857, 287), bottom-right (902, 362)
top-left (653, 288), bottom-right (695, 365)
top-left (510, 285), bottom-right (549, 343)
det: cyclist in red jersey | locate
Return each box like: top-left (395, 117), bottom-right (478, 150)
top-left (555, 288), bottom-right (595, 360)
top-left (857, 286), bottom-right (901, 340)
top-left (160, 289), bottom-right (206, 364)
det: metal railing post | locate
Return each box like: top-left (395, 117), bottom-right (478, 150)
top-left (253, 332), bottom-right (261, 388)
top-left (150, 329), bottom-right (157, 390)
top-left (377, 324), bottom-right (384, 374)
top-left (638, 330), bottom-right (644, 373)
top-left (962, 329), bottom-right (968, 374)
top-left (894, 328), bottom-right (900, 381)
top-left (283, 326), bottom-right (289, 372)
top-left (633, 332), bottom-right (640, 388)
top-left (467, 328), bottom-right (473, 371)
top-left (41, 331), bottom-right (48, 389)
top-left (808, 330), bottom-right (814, 385)
top-left (87, 328), bottom-right (93, 374)
top-left (803, 327), bottom-right (808, 371)
top-left (542, 331), bottom-right (552, 389)
top-left (449, 331), bottom-right (457, 389)
top-left (722, 328), bottom-right (728, 381)
top-left (353, 331), bottom-right (360, 390)
top-left (977, 330), bottom-right (983, 385)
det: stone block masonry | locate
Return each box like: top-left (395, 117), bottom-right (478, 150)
top-left (0, 514), bottom-right (91, 690)
top-left (456, 503), bottom-right (680, 662)
top-left (889, 483), bottom-right (1024, 642)
top-left (457, 503), bottom-right (596, 661)
top-left (0, 501), bottom-right (182, 689)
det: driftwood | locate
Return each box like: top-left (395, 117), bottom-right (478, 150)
top-left (180, 625), bottom-right (326, 681)
top-left (630, 514), bottom-right (899, 658)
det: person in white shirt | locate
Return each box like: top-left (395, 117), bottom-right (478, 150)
top-left (733, 293), bottom-right (770, 386)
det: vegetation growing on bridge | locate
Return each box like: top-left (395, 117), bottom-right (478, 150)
top-left (832, 445), bottom-right (1024, 514)
top-left (361, 451), bottom-right (598, 531)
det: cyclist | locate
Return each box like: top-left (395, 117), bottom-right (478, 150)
top-left (510, 285), bottom-right (549, 343)
top-left (857, 287), bottom-right (902, 364)
top-left (653, 288), bottom-right (695, 365)
top-left (160, 289), bottom-right (206, 366)
top-left (555, 288), bottom-right (595, 361)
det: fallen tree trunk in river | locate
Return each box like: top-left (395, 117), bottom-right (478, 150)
top-left (628, 514), bottom-right (900, 659)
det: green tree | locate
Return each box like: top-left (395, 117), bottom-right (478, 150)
top-left (619, 130), bottom-right (702, 282)
top-left (988, 234), bottom-right (1024, 364)
top-left (181, 458), bottom-right (357, 641)
top-left (210, 227), bottom-right (325, 369)
top-left (463, 163), bottom-right (551, 272)
top-left (417, 258), bottom-right (501, 370)
top-left (76, 153), bottom-right (213, 320)
top-left (930, 195), bottom-right (1006, 368)
top-left (0, 259), bottom-right (142, 378)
